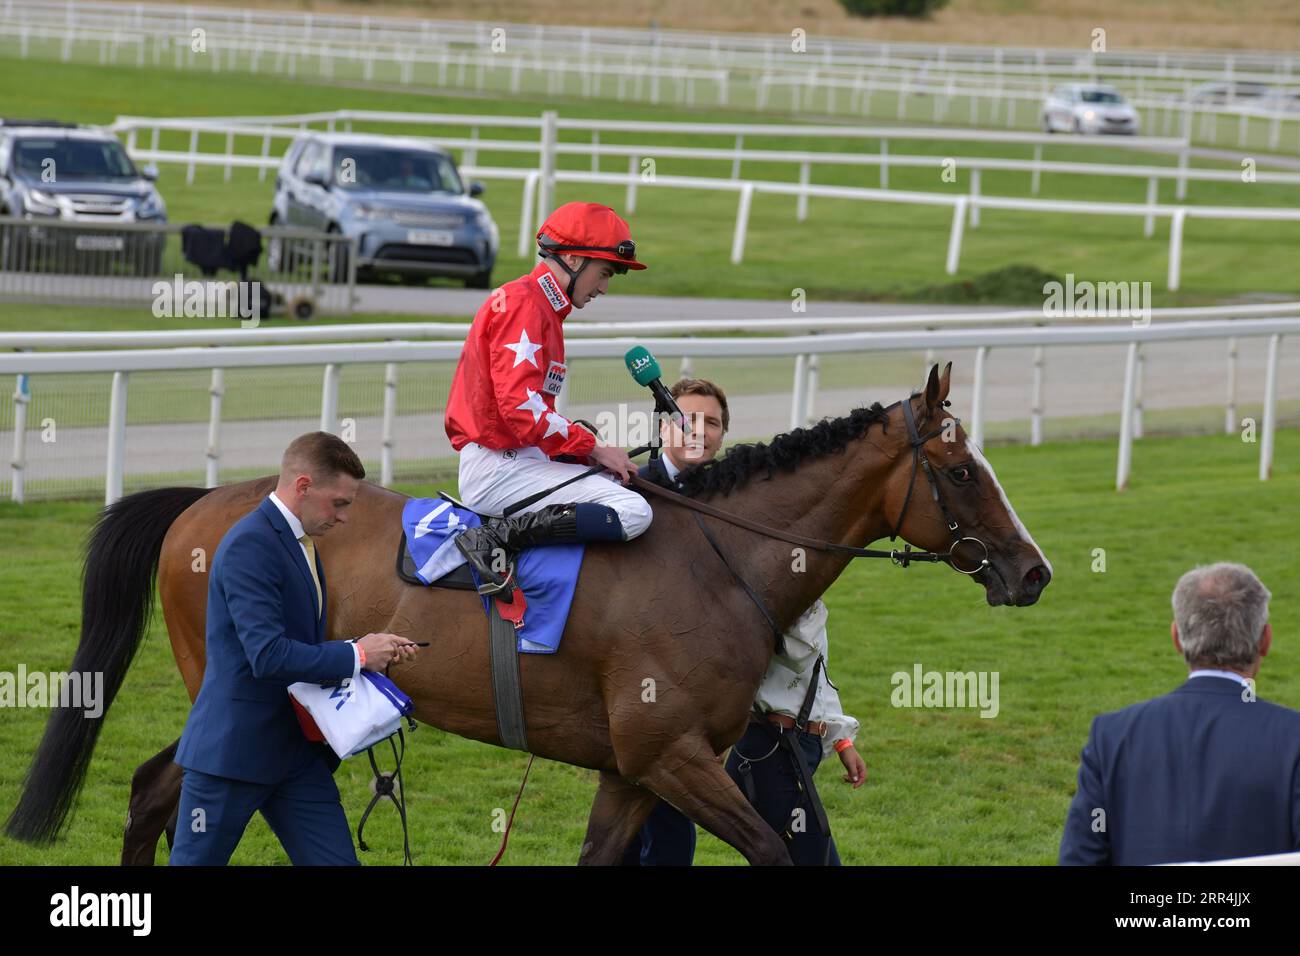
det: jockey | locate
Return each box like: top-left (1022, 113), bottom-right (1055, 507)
top-left (444, 201), bottom-right (653, 594)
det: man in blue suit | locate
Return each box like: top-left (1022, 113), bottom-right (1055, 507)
top-left (621, 378), bottom-right (729, 866)
top-left (171, 432), bottom-right (417, 866)
top-left (1060, 562), bottom-right (1300, 865)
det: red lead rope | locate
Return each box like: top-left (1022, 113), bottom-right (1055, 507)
top-left (489, 754), bottom-right (536, 866)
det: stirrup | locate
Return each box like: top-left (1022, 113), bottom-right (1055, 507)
top-left (475, 563), bottom-right (516, 601)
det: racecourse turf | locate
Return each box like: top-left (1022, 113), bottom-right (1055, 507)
top-left (0, 427), bottom-right (1296, 865)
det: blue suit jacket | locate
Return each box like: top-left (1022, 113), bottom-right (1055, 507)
top-left (638, 456), bottom-right (678, 489)
top-left (176, 497), bottom-right (357, 785)
top-left (1060, 676), bottom-right (1300, 865)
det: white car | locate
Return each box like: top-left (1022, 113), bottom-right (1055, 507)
top-left (1041, 84), bottom-right (1140, 135)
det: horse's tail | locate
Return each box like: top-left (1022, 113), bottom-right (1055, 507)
top-left (4, 485), bottom-right (213, 845)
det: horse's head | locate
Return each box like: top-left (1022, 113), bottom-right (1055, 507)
top-left (884, 362), bottom-right (1052, 607)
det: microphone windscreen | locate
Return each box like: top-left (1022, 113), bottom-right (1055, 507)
top-left (624, 345), bottom-right (662, 387)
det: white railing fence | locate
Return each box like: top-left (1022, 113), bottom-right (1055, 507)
top-left (106, 109), bottom-right (1300, 291)
top-left (6, 1), bottom-right (1300, 152)
top-left (1, 317), bottom-right (1292, 504)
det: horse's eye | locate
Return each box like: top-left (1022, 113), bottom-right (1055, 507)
top-left (950, 465), bottom-right (974, 484)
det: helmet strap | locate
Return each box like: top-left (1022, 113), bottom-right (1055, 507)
top-left (547, 252), bottom-right (589, 301)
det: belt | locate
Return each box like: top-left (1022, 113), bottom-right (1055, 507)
top-left (755, 712), bottom-right (828, 737)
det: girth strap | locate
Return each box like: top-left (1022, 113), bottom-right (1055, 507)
top-left (488, 599), bottom-right (529, 752)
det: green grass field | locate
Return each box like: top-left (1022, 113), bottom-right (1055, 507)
top-left (0, 428), bottom-right (1296, 865)
top-left (3, 56), bottom-right (1300, 309)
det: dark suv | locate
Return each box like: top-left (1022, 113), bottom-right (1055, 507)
top-left (270, 133), bottom-right (498, 287)
top-left (0, 120), bottom-right (167, 274)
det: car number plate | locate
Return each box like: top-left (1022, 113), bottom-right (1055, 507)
top-left (407, 230), bottom-right (454, 246)
top-left (74, 235), bottom-right (125, 252)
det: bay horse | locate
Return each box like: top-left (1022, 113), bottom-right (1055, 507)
top-left (5, 364), bottom-right (1051, 865)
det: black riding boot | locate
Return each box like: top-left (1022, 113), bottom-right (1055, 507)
top-left (455, 502), bottom-right (622, 596)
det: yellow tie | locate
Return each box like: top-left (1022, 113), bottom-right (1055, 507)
top-left (298, 534), bottom-right (323, 619)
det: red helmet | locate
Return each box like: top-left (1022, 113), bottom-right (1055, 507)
top-left (536, 202), bottom-right (647, 272)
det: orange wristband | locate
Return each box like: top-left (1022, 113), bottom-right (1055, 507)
top-left (833, 738), bottom-right (853, 753)
top-left (356, 643), bottom-right (366, 668)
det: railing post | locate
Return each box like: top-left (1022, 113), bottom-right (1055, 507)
top-left (1225, 336), bottom-right (1238, 434)
top-left (10, 371), bottom-right (29, 504)
top-left (731, 183), bottom-right (754, 265)
top-left (945, 197), bottom-right (967, 275)
top-left (790, 354), bottom-right (808, 430)
top-left (1116, 341), bottom-right (1139, 491)
top-left (381, 362), bottom-right (398, 487)
top-left (1143, 176), bottom-right (1158, 238)
top-left (518, 170), bottom-right (540, 257)
top-left (536, 110), bottom-right (558, 230)
top-left (626, 155), bottom-right (639, 214)
top-left (1259, 334), bottom-right (1280, 481)
top-left (186, 128), bottom-right (198, 185)
top-left (105, 370), bottom-right (129, 505)
top-left (971, 345), bottom-right (988, 447)
top-left (1030, 345), bottom-right (1045, 446)
top-left (259, 129), bottom-right (272, 182)
top-left (797, 161), bottom-right (810, 222)
top-left (804, 353), bottom-right (819, 424)
top-left (320, 363), bottom-right (339, 434)
top-left (1167, 208), bottom-right (1187, 291)
top-left (1133, 344), bottom-right (1145, 439)
top-left (205, 367), bottom-right (224, 488)
top-left (969, 169), bottom-right (981, 228)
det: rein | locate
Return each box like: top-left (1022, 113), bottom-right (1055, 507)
top-left (629, 397), bottom-right (990, 575)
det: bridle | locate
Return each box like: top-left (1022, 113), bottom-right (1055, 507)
top-left (887, 396), bottom-right (991, 576)
top-left (631, 392), bottom-right (991, 576)
top-left (625, 390), bottom-right (996, 653)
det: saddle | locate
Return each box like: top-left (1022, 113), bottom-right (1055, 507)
top-left (394, 491), bottom-right (480, 592)
top-left (392, 491), bottom-right (584, 755)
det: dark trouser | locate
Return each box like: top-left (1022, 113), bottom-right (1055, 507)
top-left (620, 798), bottom-right (698, 866)
top-left (169, 750), bottom-right (359, 866)
top-left (622, 723), bottom-right (841, 866)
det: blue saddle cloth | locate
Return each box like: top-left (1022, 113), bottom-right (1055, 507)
top-left (400, 498), bottom-right (584, 655)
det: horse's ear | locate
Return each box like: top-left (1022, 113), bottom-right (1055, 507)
top-left (923, 362), bottom-right (952, 418)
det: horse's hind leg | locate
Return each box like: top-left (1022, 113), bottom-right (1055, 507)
top-left (577, 771), bottom-right (660, 866)
top-left (121, 739), bottom-right (183, 866)
top-left (637, 738), bottom-right (793, 866)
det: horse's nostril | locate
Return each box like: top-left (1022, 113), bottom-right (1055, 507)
top-left (1024, 565), bottom-right (1050, 589)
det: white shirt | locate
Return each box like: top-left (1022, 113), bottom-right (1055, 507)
top-left (1188, 668), bottom-right (1251, 687)
top-left (267, 492), bottom-right (360, 672)
top-left (657, 451), bottom-right (682, 483)
top-left (269, 491), bottom-right (310, 565)
top-left (753, 599), bottom-right (860, 758)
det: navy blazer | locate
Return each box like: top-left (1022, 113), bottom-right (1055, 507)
top-left (638, 455), bottom-right (679, 489)
top-left (176, 496), bottom-right (356, 785)
top-left (1060, 676), bottom-right (1300, 865)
